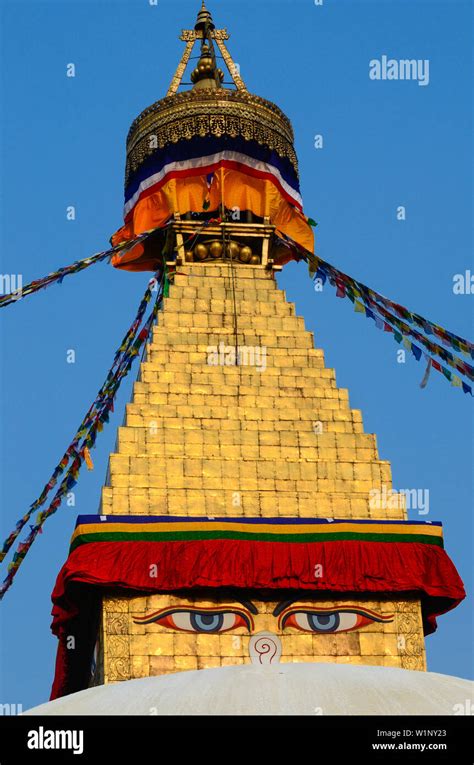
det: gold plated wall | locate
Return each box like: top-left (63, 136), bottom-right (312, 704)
top-left (94, 263), bottom-right (426, 684)
top-left (98, 593), bottom-right (425, 684)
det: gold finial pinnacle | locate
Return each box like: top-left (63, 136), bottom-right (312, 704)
top-left (195, 1), bottom-right (215, 32)
top-left (167, 1), bottom-right (247, 96)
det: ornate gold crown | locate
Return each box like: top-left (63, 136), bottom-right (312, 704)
top-left (124, 3), bottom-right (299, 187)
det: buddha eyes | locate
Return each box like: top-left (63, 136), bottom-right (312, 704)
top-left (280, 608), bottom-right (392, 633)
top-left (133, 606), bottom-right (392, 634)
top-left (162, 610), bottom-right (249, 633)
top-left (133, 608), bottom-right (252, 633)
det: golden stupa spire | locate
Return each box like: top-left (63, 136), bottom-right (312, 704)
top-left (191, 3), bottom-right (223, 90)
top-left (194, 0), bottom-right (215, 33)
top-left (166, 2), bottom-right (247, 96)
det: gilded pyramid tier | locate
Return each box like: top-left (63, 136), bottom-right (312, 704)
top-left (101, 264), bottom-right (403, 521)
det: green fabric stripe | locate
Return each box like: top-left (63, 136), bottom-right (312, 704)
top-left (70, 530), bottom-right (444, 552)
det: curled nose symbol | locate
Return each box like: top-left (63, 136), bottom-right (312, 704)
top-left (249, 631), bottom-right (282, 665)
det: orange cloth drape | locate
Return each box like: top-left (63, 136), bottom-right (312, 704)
top-left (111, 169), bottom-right (314, 270)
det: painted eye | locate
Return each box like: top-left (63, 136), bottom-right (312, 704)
top-left (190, 612), bottom-right (224, 631)
top-left (134, 608), bottom-right (252, 633)
top-left (282, 610), bottom-right (379, 633)
top-left (169, 611), bottom-right (236, 632)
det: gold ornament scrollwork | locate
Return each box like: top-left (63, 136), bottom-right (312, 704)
top-left (127, 91), bottom-right (294, 149)
top-left (125, 110), bottom-right (299, 185)
top-left (106, 613), bottom-right (128, 635)
top-left (395, 601), bottom-right (426, 671)
top-left (107, 657), bottom-right (131, 682)
top-left (106, 633), bottom-right (131, 682)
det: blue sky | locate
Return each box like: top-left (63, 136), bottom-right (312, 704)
top-left (0, 0), bottom-right (472, 710)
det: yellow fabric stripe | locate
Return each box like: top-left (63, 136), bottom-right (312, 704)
top-left (70, 520), bottom-right (443, 544)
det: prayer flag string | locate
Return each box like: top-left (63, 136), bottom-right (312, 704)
top-left (0, 268), bottom-right (166, 599)
top-left (0, 226), bottom-right (166, 309)
top-left (274, 232), bottom-right (473, 395)
top-left (325, 267), bottom-right (473, 382)
top-left (348, 288), bottom-right (472, 393)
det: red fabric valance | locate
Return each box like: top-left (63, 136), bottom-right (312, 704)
top-left (50, 536), bottom-right (465, 700)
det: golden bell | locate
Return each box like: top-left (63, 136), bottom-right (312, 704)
top-left (250, 254), bottom-right (260, 265)
top-left (194, 243), bottom-right (208, 261)
top-left (185, 250), bottom-right (194, 262)
top-left (209, 241), bottom-right (223, 259)
top-left (239, 246), bottom-right (252, 263)
top-left (225, 241), bottom-right (240, 260)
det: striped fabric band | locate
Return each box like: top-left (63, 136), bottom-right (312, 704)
top-left (124, 135), bottom-right (303, 218)
top-left (70, 515), bottom-right (444, 552)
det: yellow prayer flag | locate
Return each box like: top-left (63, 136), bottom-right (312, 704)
top-left (83, 446), bottom-right (94, 471)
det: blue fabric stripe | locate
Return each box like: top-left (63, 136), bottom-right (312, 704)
top-left (75, 515), bottom-right (442, 529)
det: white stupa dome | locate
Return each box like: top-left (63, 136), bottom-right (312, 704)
top-left (24, 663), bottom-right (473, 716)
